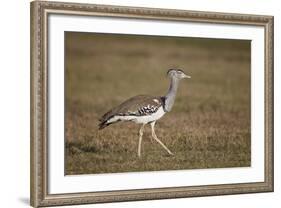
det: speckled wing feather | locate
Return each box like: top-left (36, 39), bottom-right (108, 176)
top-left (99, 95), bottom-right (164, 129)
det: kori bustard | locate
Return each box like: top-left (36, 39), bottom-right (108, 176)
top-left (99, 69), bottom-right (191, 157)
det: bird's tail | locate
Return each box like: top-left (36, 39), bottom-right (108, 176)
top-left (98, 120), bottom-right (110, 130)
top-left (98, 109), bottom-right (115, 130)
top-left (98, 116), bottom-right (117, 130)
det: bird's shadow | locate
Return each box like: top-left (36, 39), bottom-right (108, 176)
top-left (18, 197), bottom-right (30, 206)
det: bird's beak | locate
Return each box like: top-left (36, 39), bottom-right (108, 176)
top-left (183, 74), bottom-right (191, 79)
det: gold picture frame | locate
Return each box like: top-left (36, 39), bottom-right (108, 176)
top-left (30, 1), bottom-right (274, 207)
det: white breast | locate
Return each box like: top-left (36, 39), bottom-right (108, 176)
top-left (107, 106), bottom-right (166, 124)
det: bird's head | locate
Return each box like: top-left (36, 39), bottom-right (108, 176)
top-left (167, 69), bottom-right (191, 80)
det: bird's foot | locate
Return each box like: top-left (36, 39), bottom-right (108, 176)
top-left (167, 151), bottom-right (174, 156)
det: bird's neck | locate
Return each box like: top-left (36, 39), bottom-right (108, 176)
top-left (164, 77), bottom-right (180, 112)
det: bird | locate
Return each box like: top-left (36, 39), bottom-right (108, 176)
top-left (98, 69), bottom-right (191, 157)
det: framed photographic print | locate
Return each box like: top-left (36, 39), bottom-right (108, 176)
top-left (30, 1), bottom-right (274, 207)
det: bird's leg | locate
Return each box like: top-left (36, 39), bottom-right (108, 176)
top-left (150, 121), bottom-right (174, 155)
top-left (138, 124), bottom-right (145, 158)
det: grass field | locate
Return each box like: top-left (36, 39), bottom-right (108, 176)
top-left (65, 32), bottom-right (251, 175)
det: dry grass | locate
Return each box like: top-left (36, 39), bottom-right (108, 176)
top-left (65, 32), bottom-right (251, 175)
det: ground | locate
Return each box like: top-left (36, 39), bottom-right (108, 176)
top-left (65, 32), bottom-right (251, 175)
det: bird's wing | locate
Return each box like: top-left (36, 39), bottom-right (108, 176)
top-left (117, 95), bottom-right (164, 116)
top-left (100, 95), bottom-right (164, 122)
